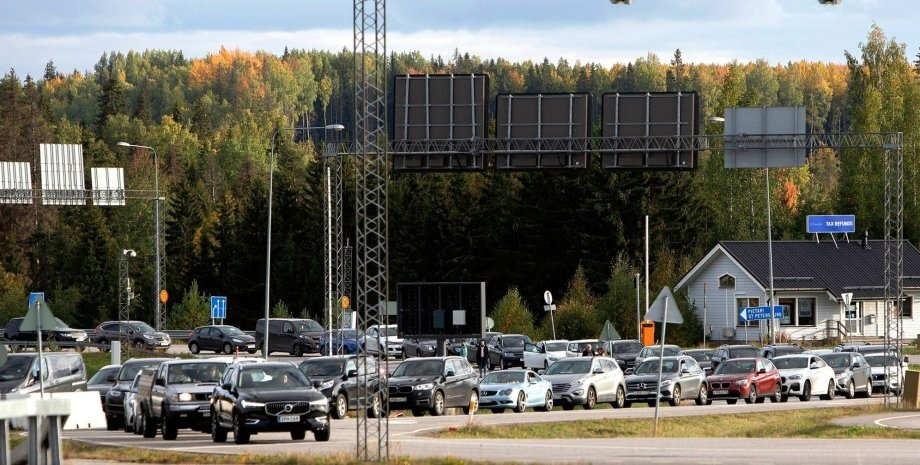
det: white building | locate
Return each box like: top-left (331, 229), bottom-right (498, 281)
top-left (674, 239), bottom-right (920, 343)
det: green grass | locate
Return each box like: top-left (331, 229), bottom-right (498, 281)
top-left (436, 405), bottom-right (920, 440)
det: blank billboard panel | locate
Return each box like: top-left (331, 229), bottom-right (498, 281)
top-left (723, 106), bottom-right (806, 169)
top-left (91, 167), bottom-right (126, 206)
top-left (396, 282), bottom-right (486, 338)
top-left (495, 93), bottom-right (591, 170)
top-left (40, 143), bottom-right (86, 205)
top-left (0, 162), bottom-right (33, 204)
top-left (601, 92), bottom-right (699, 169)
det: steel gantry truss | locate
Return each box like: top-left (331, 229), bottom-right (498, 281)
top-left (884, 143), bottom-right (904, 408)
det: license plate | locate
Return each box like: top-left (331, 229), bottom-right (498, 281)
top-left (278, 415), bottom-right (300, 423)
top-left (632, 391), bottom-right (649, 396)
top-left (872, 381), bottom-right (884, 386)
top-left (390, 397), bottom-right (406, 402)
top-left (713, 390), bottom-right (729, 395)
top-left (553, 394), bottom-right (562, 400)
top-left (159, 341), bottom-right (170, 346)
top-left (246, 343), bottom-right (255, 348)
top-left (200, 411), bottom-right (210, 417)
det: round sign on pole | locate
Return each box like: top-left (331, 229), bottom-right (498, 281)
top-left (340, 295), bottom-right (351, 310)
top-left (159, 289), bottom-right (169, 304)
top-left (486, 317), bottom-right (495, 331)
top-left (543, 290), bottom-right (553, 305)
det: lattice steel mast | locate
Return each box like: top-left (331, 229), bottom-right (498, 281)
top-left (884, 142), bottom-right (904, 408)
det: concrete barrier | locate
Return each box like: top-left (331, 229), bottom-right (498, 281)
top-left (10, 392), bottom-right (104, 430)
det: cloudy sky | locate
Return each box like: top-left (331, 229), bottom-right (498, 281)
top-left (1, 0), bottom-right (918, 79)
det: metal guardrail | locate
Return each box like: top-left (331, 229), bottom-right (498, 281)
top-left (0, 397), bottom-right (69, 465)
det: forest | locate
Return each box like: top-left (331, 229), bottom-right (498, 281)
top-left (1, 25), bottom-right (919, 346)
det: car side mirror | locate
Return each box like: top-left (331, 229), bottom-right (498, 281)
top-left (312, 379), bottom-right (323, 389)
top-left (128, 330), bottom-right (135, 335)
top-left (625, 368), bottom-right (634, 375)
top-left (446, 370), bottom-right (456, 377)
top-left (904, 356), bottom-right (910, 364)
top-left (155, 378), bottom-right (165, 386)
top-left (106, 374), bottom-right (116, 383)
top-left (219, 334), bottom-right (224, 339)
top-left (758, 368), bottom-right (767, 374)
top-left (222, 382), bottom-right (232, 391)
top-left (852, 362), bottom-right (861, 368)
top-left (593, 368), bottom-right (604, 374)
top-left (680, 368), bottom-right (690, 375)
top-left (529, 378), bottom-right (538, 384)
top-left (346, 369), bottom-right (358, 378)
top-left (810, 363), bottom-right (820, 369)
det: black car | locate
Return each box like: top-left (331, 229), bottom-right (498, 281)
top-left (211, 362), bottom-right (330, 444)
top-left (387, 356), bottom-right (479, 417)
top-left (255, 318), bottom-right (322, 356)
top-left (402, 338), bottom-right (437, 358)
top-left (104, 357), bottom-right (171, 430)
top-left (711, 344), bottom-right (759, 371)
top-left (488, 334), bottom-right (533, 369)
top-left (87, 364), bottom-right (121, 410)
top-left (603, 339), bottom-right (644, 371)
top-left (187, 325), bottom-right (256, 355)
top-left (760, 343), bottom-right (804, 359)
top-left (3, 316), bottom-right (88, 346)
top-left (298, 355), bottom-right (383, 419)
top-left (683, 349), bottom-right (715, 375)
top-left (93, 320), bottom-right (171, 351)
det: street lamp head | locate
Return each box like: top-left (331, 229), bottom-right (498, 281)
top-left (708, 116), bottom-right (725, 123)
top-left (325, 124), bottom-right (345, 131)
top-left (123, 249), bottom-right (137, 258)
top-left (116, 141), bottom-right (131, 147)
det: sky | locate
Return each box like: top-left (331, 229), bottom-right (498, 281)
top-left (1, 0), bottom-right (918, 79)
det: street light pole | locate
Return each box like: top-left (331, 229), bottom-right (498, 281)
top-left (264, 124), bottom-right (344, 359)
top-left (116, 142), bottom-right (163, 330)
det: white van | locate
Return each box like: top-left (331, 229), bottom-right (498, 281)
top-left (0, 352), bottom-right (86, 397)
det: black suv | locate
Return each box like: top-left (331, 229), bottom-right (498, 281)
top-left (603, 339), bottom-right (644, 371)
top-left (187, 325), bottom-right (256, 355)
top-left (104, 357), bottom-right (172, 430)
top-left (255, 318), bottom-right (322, 356)
top-left (298, 355), bottom-right (384, 419)
top-left (211, 362), bottom-right (330, 444)
top-left (387, 356), bottom-right (478, 417)
top-left (711, 344), bottom-right (759, 371)
top-left (488, 334), bottom-right (533, 369)
top-left (3, 317), bottom-right (88, 346)
top-left (93, 321), bottom-right (171, 351)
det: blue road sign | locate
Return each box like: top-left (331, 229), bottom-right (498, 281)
top-left (739, 305), bottom-right (784, 322)
top-left (210, 296), bottom-right (227, 319)
top-left (28, 292), bottom-right (45, 309)
top-left (807, 214), bottom-right (855, 234)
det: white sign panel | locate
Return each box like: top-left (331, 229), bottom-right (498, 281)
top-left (723, 106), bottom-right (806, 169)
top-left (40, 143), bottom-right (86, 205)
top-left (91, 167), bottom-right (126, 206)
top-left (0, 162), bottom-right (33, 204)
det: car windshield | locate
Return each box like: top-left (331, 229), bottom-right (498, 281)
top-left (502, 336), bottom-right (530, 348)
top-left (772, 358), bottom-right (808, 369)
top-left (239, 366), bottom-right (309, 389)
top-left (0, 357), bottom-right (32, 382)
top-left (391, 360), bottom-right (442, 377)
top-left (296, 320), bottom-right (323, 332)
top-left (544, 359), bottom-right (591, 375)
top-left (88, 366), bottom-right (119, 384)
top-left (568, 341), bottom-right (599, 352)
top-left (119, 362), bottom-right (157, 381)
top-left (715, 359), bottom-right (756, 375)
top-left (168, 363), bottom-right (226, 384)
top-left (482, 371), bottom-right (526, 384)
top-left (379, 326), bottom-right (397, 337)
top-left (634, 359), bottom-right (679, 374)
top-left (642, 347), bottom-right (680, 357)
top-left (300, 359), bottom-right (346, 377)
top-left (612, 343), bottom-right (642, 354)
top-left (337, 329), bottom-right (362, 339)
top-left (729, 347), bottom-right (759, 358)
top-left (132, 322), bottom-right (156, 333)
top-left (864, 354), bottom-right (900, 366)
top-left (544, 342), bottom-right (567, 351)
top-left (821, 354), bottom-right (852, 369)
top-left (686, 351), bottom-right (712, 362)
top-left (221, 326), bottom-right (246, 337)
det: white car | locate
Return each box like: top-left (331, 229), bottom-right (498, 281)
top-left (360, 324), bottom-right (404, 358)
top-left (772, 354), bottom-right (836, 401)
top-left (863, 352), bottom-right (908, 394)
top-left (565, 339), bottom-right (602, 358)
top-left (523, 340), bottom-right (569, 371)
top-left (541, 356), bottom-right (627, 410)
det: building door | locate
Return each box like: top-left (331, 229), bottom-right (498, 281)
top-left (844, 301), bottom-right (862, 335)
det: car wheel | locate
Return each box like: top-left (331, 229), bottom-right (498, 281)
top-left (332, 393), bottom-right (348, 419)
top-left (561, 404), bottom-right (575, 411)
top-left (726, 399), bottom-right (738, 405)
top-left (844, 380), bottom-right (855, 399)
top-left (771, 386), bottom-right (781, 403)
top-left (368, 393), bottom-right (382, 418)
top-left (668, 384), bottom-right (682, 407)
top-left (430, 390), bottom-right (446, 416)
top-left (463, 390), bottom-right (478, 415)
top-left (293, 343), bottom-right (304, 357)
top-left (537, 390), bottom-right (554, 412)
top-left (133, 412), bottom-right (143, 435)
top-left (124, 413), bottom-right (133, 433)
top-left (134, 340), bottom-right (145, 350)
top-left (105, 414), bottom-right (119, 431)
top-left (189, 342), bottom-right (200, 354)
top-left (624, 401), bottom-right (632, 408)
top-left (799, 381), bottom-right (812, 402)
top-left (162, 413), bottom-right (178, 440)
top-left (500, 357), bottom-right (507, 370)
top-left (401, 348), bottom-right (407, 359)
top-left (695, 384), bottom-right (708, 405)
top-left (143, 409), bottom-right (157, 438)
top-left (416, 349), bottom-right (422, 358)
top-left (745, 385), bottom-right (757, 404)
top-left (492, 408), bottom-right (505, 414)
top-left (514, 391), bottom-right (527, 413)
top-left (314, 420), bottom-right (331, 442)
top-left (411, 407), bottom-right (426, 417)
top-left (211, 411), bottom-right (227, 443)
top-left (584, 387), bottom-right (597, 410)
top-left (222, 343), bottom-right (233, 355)
top-left (97, 339), bottom-right (109, 352)
top-left (612, 386), bottom-right (626, 409)
top-left (233, 412), bottom-right (250, 444)
top-left (291, 430), bottom-right (306, 440)
top-left (647, 401), bottom-right (657, 407)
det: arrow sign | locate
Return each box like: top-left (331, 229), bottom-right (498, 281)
top-left (644, 286), bottom-right (684, 324)
top-left (210, 296), bottom-right (227, 319)
top-left (739, 305), bottom-right (784, 322)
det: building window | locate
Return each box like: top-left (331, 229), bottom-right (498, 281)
top-left (735, 297), bottom-right (760, 326)
top-left (798, 298), bottom-right (816, 326)
top-left (776, 297), bottom-right (816, 326)
top-left (900, 297), bottom-right (913, 319)
top-left (719, 274), bottom-right (735, 289)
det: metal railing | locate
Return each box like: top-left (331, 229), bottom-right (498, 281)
top-left (0, 397), bottom-right (69, 465)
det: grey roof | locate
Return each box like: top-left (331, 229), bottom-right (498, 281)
top-left (719, 240), bottom-right (920, 300)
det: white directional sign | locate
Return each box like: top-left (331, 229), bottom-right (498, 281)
top-left (210, 296), bottom-right (227, 319)
top-left (739, 305), bottom-right (784, 322)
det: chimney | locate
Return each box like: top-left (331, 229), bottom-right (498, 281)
top-left (862, 231), bottom-right (870, 249)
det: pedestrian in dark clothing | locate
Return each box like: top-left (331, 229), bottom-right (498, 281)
top-left (582, 344), bottom-right (594, 356)
top-left (477, 340), bottom-right (489, 377)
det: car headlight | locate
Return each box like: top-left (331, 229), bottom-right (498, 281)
top-left (231, 339), bottom-right (243, 343)
top-left (835, 372), bottom-right (847, 380)
top-left (240, 400), bottom-right (266, 409)
top-left (143, 334), bottom-right (155, 339)
top-left (499, 389), bottom-right (513, 396)
top-left (788, 374), bottom-right (803, 380)
top-left (660, 379), bottom-right (672, 387)
top-left (422, 345), bottom-right (434, 351)
top-left (414, 383), bottom-right (434, 391)
top-left (174, 392), bottom-right (193, 402)
top-left (320, 380), bottom-right (335, 390)
top-left (570, 379), bottom-right (584, 387)
top-left (735, 379), bottom-right (749, 387)
top-left (109, 390), bottom-right (123, 398)
top-left (309, 399), bottom-right (328, 412)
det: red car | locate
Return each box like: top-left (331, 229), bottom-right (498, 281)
top-left (705, 357), bottom-right (781, 404)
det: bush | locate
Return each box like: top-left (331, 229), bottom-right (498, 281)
top-left (490, 287), bottom-right (535, 338)
top-left (164, 280), bottom-right (209, 329)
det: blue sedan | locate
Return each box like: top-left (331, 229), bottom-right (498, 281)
top-left (478, 369), bottom-right (554, 413)
top-left (318, 329), bottom-right (363, 355)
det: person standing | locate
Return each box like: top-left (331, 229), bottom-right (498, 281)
top-left (476, 340), bottom-right (489, 377)
top-left (460, 339), bottom-right (469, 361)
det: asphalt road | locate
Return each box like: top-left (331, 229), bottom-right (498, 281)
top-left (65, 395), bottom-right (910, 464)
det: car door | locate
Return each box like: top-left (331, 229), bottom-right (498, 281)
top-left (488, 336), bottom-right (501, 366)
top-left (198, 327), bottom-right (213, 351)
top-left (589, 359), bottom-right (611, 401)
top-left (522, 342), bottom-right (541, 369)
top-left (807, 356), bottom-right (826, 393)
top-left (759, 359), bottom-right (779, 394)
top-left (853, 354), bottom-right (871, 391)
top-left (215, 366), bottom-right (237, 426)
top-left (679, 358), bottom-right (701, 394)
top-left (151, 365), bottom-right (167, 415)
